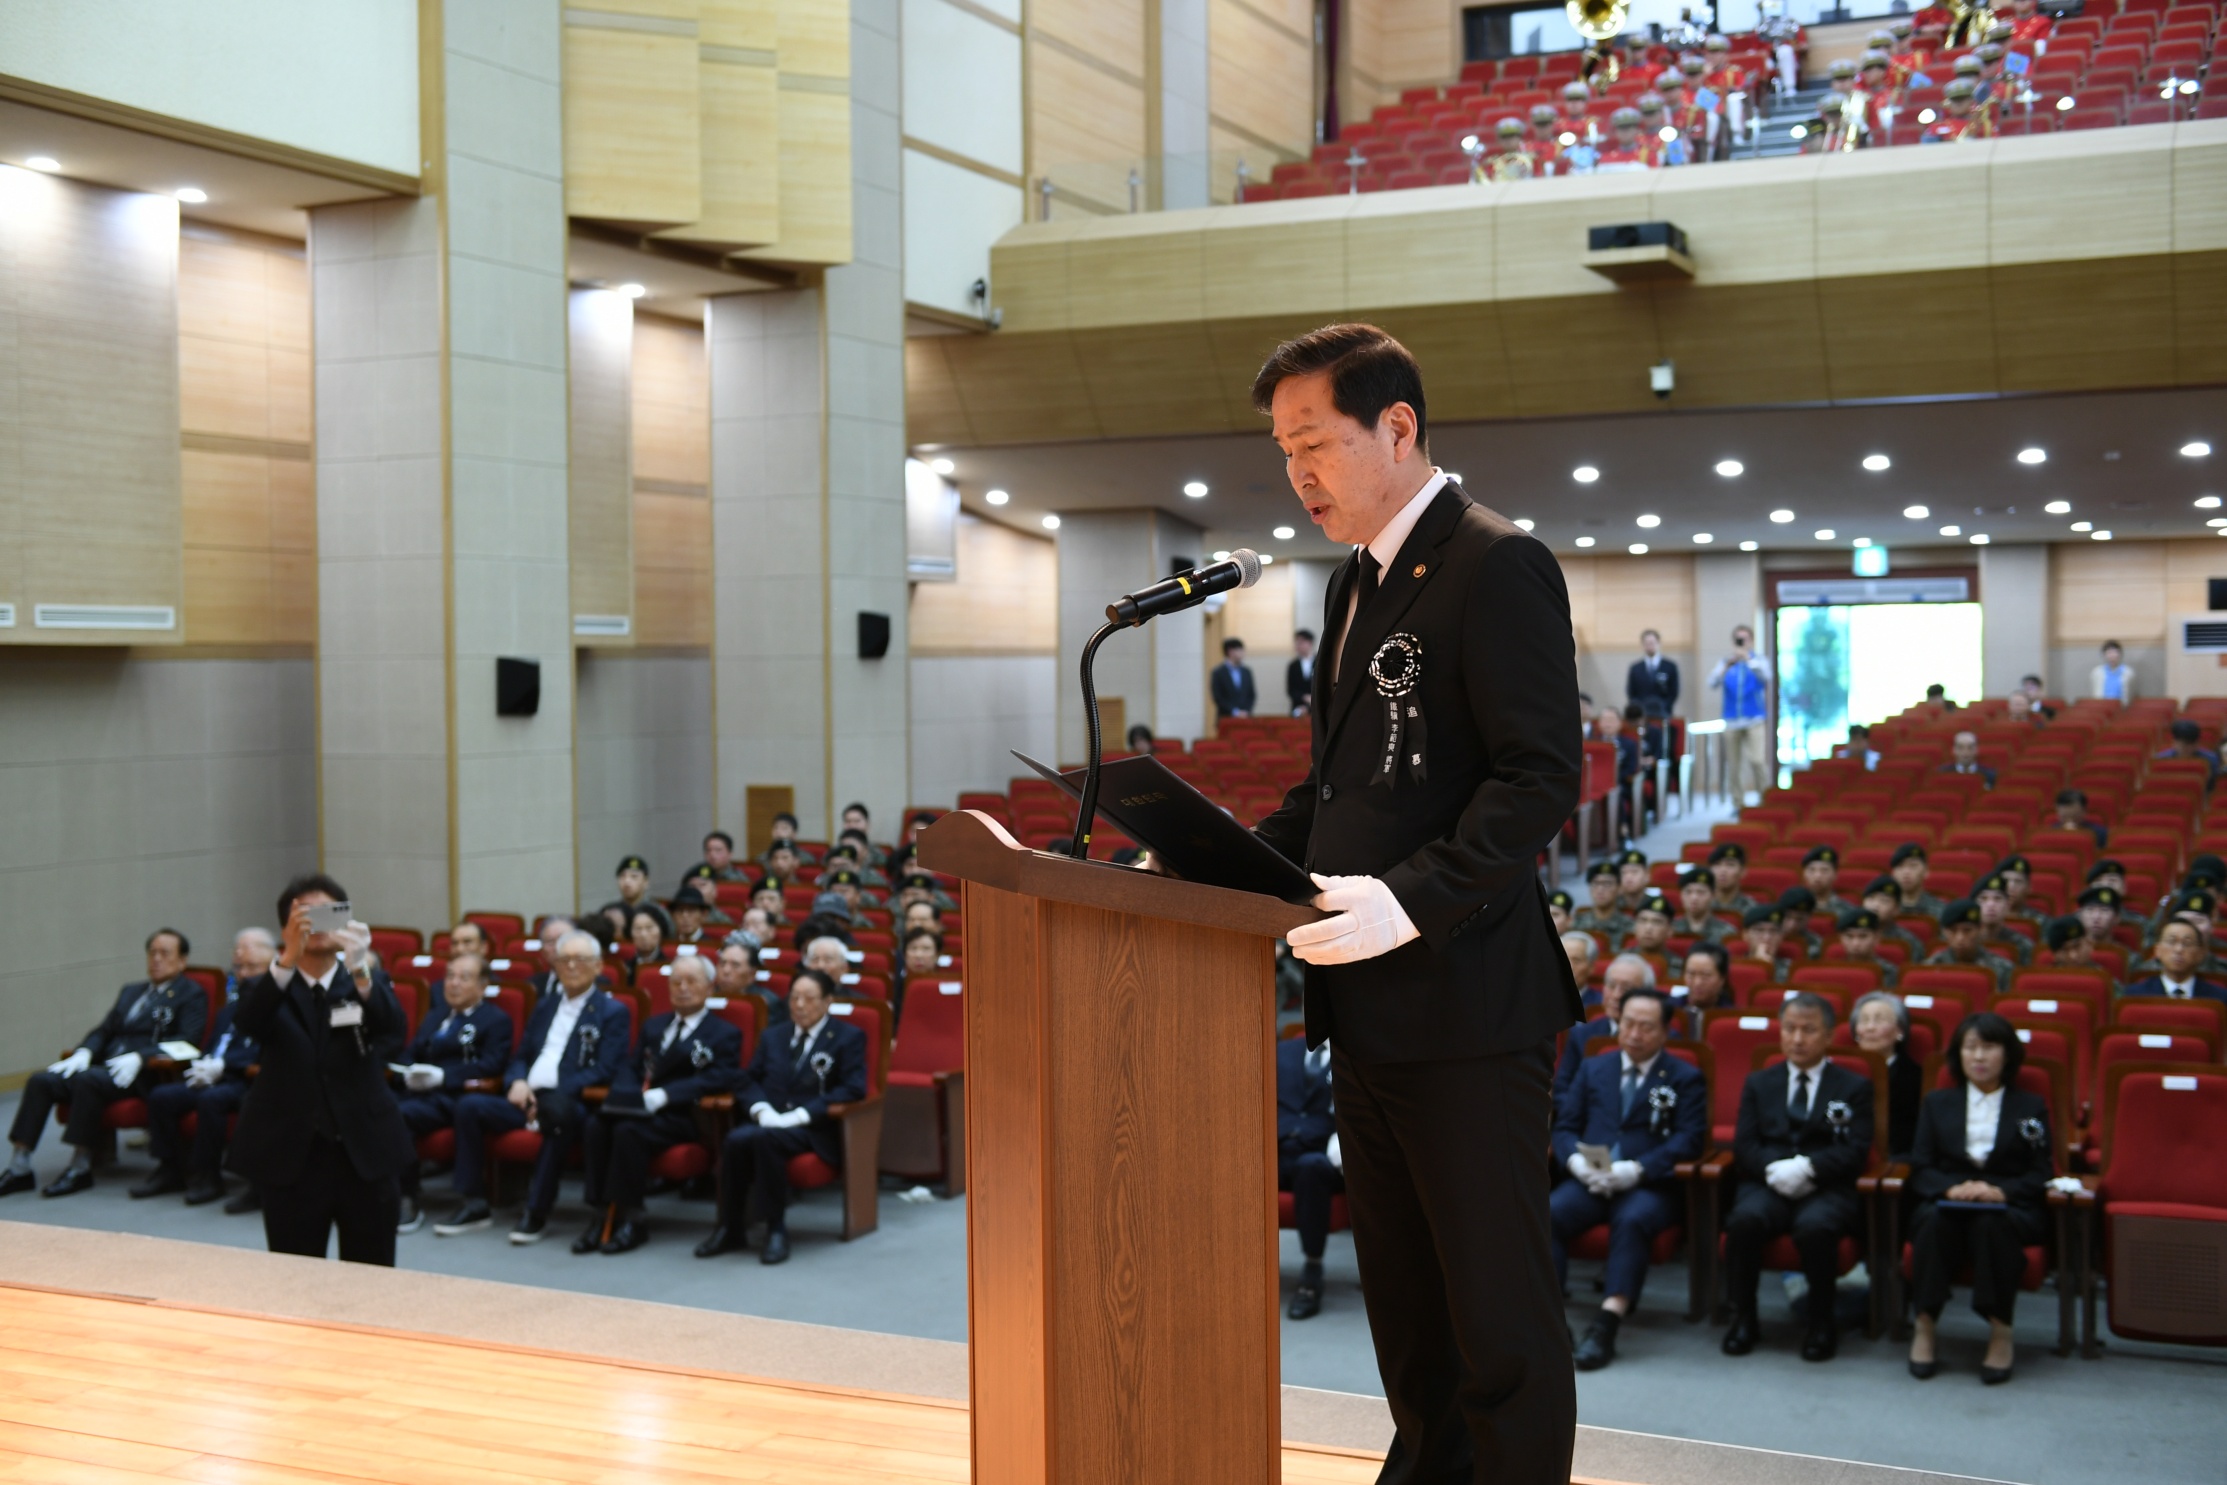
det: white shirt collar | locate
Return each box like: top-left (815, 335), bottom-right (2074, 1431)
top-left (1363, 467), bottom-right (1449, 570)
top-left (2163, 976), bottom-right (2194, 995)
top-left (1621, 1050), bottom-right (1659, 1080)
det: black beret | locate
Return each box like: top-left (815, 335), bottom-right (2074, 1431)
top-left (1864, 874), bottom-right (1899, 898)
top-left (1890, 842), bottom-right (1929, 867)
top-left (1838, 907), bottom-right (1882, 932)
top-left (1549, 890), bottom-right (1575, 912)
top-left (685, 863), bottom-right (717, 881)
top-left (2185, 862), bottom-right (2227, 891)
top-left (1708, 842), bottom-right (1748, 864)
top-left (2087, 859), bottom-right (2126, 882)
top-left (755, 875), bottom-right (787, 894)
top-left (1802, 845), bottom-right (1839, 867)
top-left (2045, 915), bottom-right (2086, 950)
top-left (2077, 884), bottom-right (2121, 910)
top-left (1995, 855), bottom-right (2032, 877)
top-left (766, 838), bottom-right (800, 853)
top-left (1679, 865), bottom-right (1714, 886)
top-left (1778, 886), bottom-right (1817, 913)
top-left (1633, 893), bottom-right (1672, 918)
top-left (1742, 904), bottom-right (1782, 928)
top-left (2192, 853), bottom-right (2227, 879)
top-left (1588, 859), bottom-right (1620, 882)
top-left (825, 869), bottom-right (862, 887)
top-left (1940, 899), bottom-right (1980, 928)
top-left (669, 889), bottom-right (710, 911)
top-left (2170, 888), bottom-right (2218, 917)
top-left (617, 854), bottom-right (649, 874)
top-left (901, 871), bottom-right (939, 892)
top-left (1976, 873), bottom-right (2011, 896)
top-left (1618, 848), bottom-right (1650, 868)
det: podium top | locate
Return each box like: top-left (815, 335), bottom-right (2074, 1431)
top-left (918, 811), bottom-right (1322, 941)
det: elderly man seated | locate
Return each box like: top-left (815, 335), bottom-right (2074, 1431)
top-left (1556, 953), bottom-right (1656, 1102)
top-left (134, 927), bottom-right (277, 1206)
top-left (1550, 987), bottom-right (1707, 1370)
top-left (392, 951), bottom-right (514, 1233)
top-left (6, 928), bottom-right (211, 1198)
top-left (1561, 930), bottom-right (1599, 991)
top-left (1937, 730), bottom-right (1996, 787)
top-left (575, 954), bottom-right (743, 1254)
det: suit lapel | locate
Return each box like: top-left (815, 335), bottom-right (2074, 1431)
top-left (1322, 485), bottom-right (1470, 756)
top-left (1316, 551), bottom-right (1359, 724)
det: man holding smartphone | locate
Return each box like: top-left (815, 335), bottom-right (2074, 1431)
top-left (1708, 625), bottom-right (1773, 806)
top-left (226, 873), bottom-right (415, 1264)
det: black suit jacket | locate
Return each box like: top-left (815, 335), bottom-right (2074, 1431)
top-left (1626, 655), bottom-right (1680, 713)
top-left (2123, 975), bottom-right (2227, 1004)
top-left (505, 987), bottom-right (631, 1097)
top-left (403, 1002), bottom-right (515, 1090)
top-left (1551, 1050), bottom-right (1708, 1184)
top-left (1211, 661), bottom-right (1258, 717)
top-left (78, 979), bottom-right (210, 1061)
top-left (1732, 1060), bottom-right (1876, 1190)
top-left (1276, 1036), bottom-right (1336, 1156)
top-left (737, 1017), bottom-right (869, 1165)
top-left (1286, 656), bottom-right (1315, 713)
top-left (1906, 1085), bottom-right (2053, 1225)
top-left (227, 965), bottom-right (415, 1184)
top-left (606, 1010), bottom-right (744, 1111)
top-left (1254, 483), bottom-right (1585, 1062)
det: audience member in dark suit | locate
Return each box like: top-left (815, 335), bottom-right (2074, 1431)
top-left (696, 969), bottom-right (867, 1264)
top-left (1550, 989), bottom-right (1708, 1369)
top-left (436, 930), bottom-right (629, 1244)
top-left (226, 876), bottom-right (416, 1265)
top-left (1211, 637), bottom-right (1259, 718)
top-left (1278, 1034), bottom-right (1343, 1320)
top-left (392, 951), bottom-right (513, 1232)
top-left (6, 927), bottom-right (211, 1198)
top-left (2123, 918), bottom-right (2227, 1001)
top-left (1625, 629), bottom-right (1679, 714)
top-left (1286, 629), bottom-right (1317, 715)
top-left (1721, 992), bottom-right (1876, 1362)
top-left (1554, 954), bottom-right (1654, 1102)
top-left (1906, 1012), bottom-right (2055, 1385)
top-left (576, 954), bottom-right (742, 1255)
top-left (1850, 991), bottom-right (1923, 1159)
top-left (134, 927), bottom-right (277, 1205)
top-left (1935, 731), bottom-right (1997, 789)
top-left (715, 937), bottom-right (788, 1030)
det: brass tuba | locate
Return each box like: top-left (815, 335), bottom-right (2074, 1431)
top-left (1568, 0), bottom-right (1631, 89)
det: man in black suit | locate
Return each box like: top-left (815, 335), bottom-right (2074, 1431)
top-left (392, 950), bottom-right (514, 1233)
top-left (225, 875), bottom-right (416, 1264)
top-left (576, 953), bottom-right (743, 1254)
top-left (695, 968), bottom-right (867, 1264)
top-left (1720, 991), bottom-right (1876, 1361)
top-left (1250, 324), bottom-right (1583, 1485)
top-left (1625, 628), bottom-right (1679, 715)
top-left (2124, 918), bottom-right (2227, 1001)
top-left (1212, 636), bottom-right (1259, 718)
top-left (1936, 730), bottom-right (1997, 788)
top-left (5, 927), bottom-right (210, 1198)
top-left (134, 926), bottom-right (276, 1205)
top-left (1278, 1033), bottom-right (1343, 1319)
top-left (1287, 628), bottom-right (1317, 715)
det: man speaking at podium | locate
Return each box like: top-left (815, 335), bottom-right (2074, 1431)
top-left (1250, 325), bottom-right (1583, 1484)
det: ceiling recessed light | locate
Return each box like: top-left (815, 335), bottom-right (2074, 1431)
top-left (985, 488), bottom-right (1009, 506)
top-left (1902, 504), bottom-right (1929, 520)
top-left (24, 155), bottom-right (59, 172)
top-left (615, 282), bottom-right (647, 299)
top-left (2184, 441), bottom-right (2213, 458)
top-left (1692, 532), bottom-right (1714, 544)
top-left (1213, 550), bottom-right (1231, 561)
top-left (2043, 500), bottom-right (2072, 515)
top-left (1040, 514), bottom-right (1061, 530)
top-left (1514, 518), bottom-right (1536, 532)
top-left (174, 186), bottom-right (207, 203)
top-left (2016, 447), bottom-right (2046, 465)
top-left (2069, 520), bottom-right (2093, 532)
top-left (929, 456), bottom-right (955, 476)
top-left (2090, 529), bottom-right (2113, 541)
top-left (1628, 542), bottom-right (1650, 555)
top-left (1260, 553), bottom-right (1275, 565)
top-left (2195, 495), bottom-right (2222, 510)
top-left (1814, 528), bottom-right (1836, 540)
top-left (1862, 454), bottom-right (1891, 472)
top-left (1940, 524), bottom-right (1962, 536)
top-left (1572, 465), bottom-right (1600, 483)
top-left (1272, 525), bottom-right (1296, 540)
top-left (2207, 518), bottom-right (2227, 528)
top-left (1769, 509), bottom-right (1795, 524)
top-left (1715, 459), bottom-right (1744, 478)
top-left (1182, 480), bottom-right (1209, 498)
top-left (1852, 537), bottom-right (1874, 548)
top-left (1575, 536), bottom-right (1597, 548)
top-left (1636, 513), bottom-right (1661, 529)
top-left (1969, 533), bottom-right (1991, 545)
top-left (1738, 540), bottom-right (1759, 551)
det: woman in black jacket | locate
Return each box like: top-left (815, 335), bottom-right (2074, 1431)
top-left (1905, 1012), bottom-right (2054, 1385)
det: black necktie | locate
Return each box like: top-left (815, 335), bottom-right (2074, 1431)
top-left (1357, 548), bottom-right (1382, 599)
top-left (1621, 1066), bottom-right (1639, 1117)
top-left (1794, 1069), bottom-right (1813, 1119)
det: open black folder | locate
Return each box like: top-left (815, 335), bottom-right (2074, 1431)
top-left (1011, 750), bottom-right (1318, 904)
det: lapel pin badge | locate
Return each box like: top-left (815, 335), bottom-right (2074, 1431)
top-left (1412, 563), bottom-right (1426, 578)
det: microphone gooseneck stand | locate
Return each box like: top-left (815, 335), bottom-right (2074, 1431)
top-left (1069, 618), bottom-right (1123, 861)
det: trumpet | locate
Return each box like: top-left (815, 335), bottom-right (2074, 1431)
top-left (1567, 0), bottom-right (1631, 88)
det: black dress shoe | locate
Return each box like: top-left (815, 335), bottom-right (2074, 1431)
top-left (571, 1215), bottom-right (607, 1254)
top-left (434, 1200), bottom-right (493, 1236)
top-left (1574, 1312), bottom-right (1622, 1372)
top-left (1980, 1364), bottom-right (2013, 1385)
top-left (509, 1209), bottom-right (551, 1244)
top-left (223, 1187), bottom-right (262, 1215)
top-left (759, 1227), bottom-right (791, 1265)
top-left (1721, 1315), bottom-right (1760, 1356)
top-left (184, 1181), bottom-right (226, 1207)
top-left (41, 1168), bottom-right (93, 1198)
top-left (694, 1224), bottom-right (739, 1258)
top-left (601, 1219), bottom-right (650, 1255)
top-left (1908, 1358), bottom-right (1940, 1380)
top-left (1801, 1325), bottom-right (1839, 1362)
top-left (1287, 1283), bottom-right (1323, 1320)
top-left (130, 1167), bottom-right (186, 1199)
top-left (0, 1171), bottom-right (33, 1198)
top-left (395, 1193), bottom-right (423, 1231)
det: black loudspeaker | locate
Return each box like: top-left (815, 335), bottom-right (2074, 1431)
top-left (496, 657), bottom-right (541, 717)
top-left (2209, 578), bottom-right (2227, 612)
top-left (858, 611), bottom-right (891, 660)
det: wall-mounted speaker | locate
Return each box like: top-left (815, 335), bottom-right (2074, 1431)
top-left (496, 657), bottom-right (541, 716)
top-left (858, 611), bottom-right (891, 660)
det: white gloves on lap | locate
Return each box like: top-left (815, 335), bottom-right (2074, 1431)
top-left (1765, 1155), bottom-right (1817, 1199)
top-left (750, 1102), bottom-right (811, 1129)
top-left (403, 1064), bottom-right (443, 1092)
top-left (49, 1048), bottom-right (92, 1078)
top-left (1287, 874), bottom-right (1421, 965)
top-left (1569, 1154), bottom-right (1643, 1196)
top-left (104, 1052), bottom-right (143, 1089)
top-left (642, 1088), bottom-right (669, 1114)
top-left (185, 1057), bottom-right (224, 1088)
top-left (1327, 1134), bottom-right (1343, 1171)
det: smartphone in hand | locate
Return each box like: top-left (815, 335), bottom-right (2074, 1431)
top-left (303, 900), bottom-right (354, 935)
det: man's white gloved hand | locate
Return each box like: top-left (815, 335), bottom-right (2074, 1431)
top-left (337, 920), bottom-right (374, 980)
top-left (104, 1052), bottom-right (144, 1089)
top-left (404, 1063), bottom-right (443, 1092)
top-left (49, 1048), bottom-right (92, 1078)
top-left (1606, 1159), bottom-right (1644, 1194)
top-left (1287, 874), bottom-right (1421, 966)
top-left (1327, 1133), bottom-right (1343, 1171)
top-left (641, 1087), bottom-right (670, 1114)
top-left (777, 1106), bottom-right (813, 1129)
top-left (751, 1101), bottom-right (777, 1126)
top-left (1567, 1152), bottom-right (1596, 1183)
top-left (1764, 1155), bottom-right (1816, 1199)
top-left (185, 1056), bottom-right (224, 1088)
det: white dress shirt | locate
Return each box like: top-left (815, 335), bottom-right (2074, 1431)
top-left (269, 962), bottom-right (341, 994)
top-left (1964, 1082), bottom-right (2004, 1165)
top-left (661, 1008), bottom-right (707, 1052)
top-left (528, 989), bottom-right (593, 1090)
top-left (1332, 467), bottom-right (1449, 686)
top-left (2159, 976), bottom-right (2197, 999)
top-left (1786, 1060), bottom-right (1824, 1118)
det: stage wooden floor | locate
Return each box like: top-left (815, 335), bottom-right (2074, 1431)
top-left (0, 1285), bottom-right (1384, 1483)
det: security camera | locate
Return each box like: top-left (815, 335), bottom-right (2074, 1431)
top-left (1650, 361), bottom-right (1675, 399)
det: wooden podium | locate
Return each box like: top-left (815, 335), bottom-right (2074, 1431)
top-left (918, 810), bottom-right (1320, 1485)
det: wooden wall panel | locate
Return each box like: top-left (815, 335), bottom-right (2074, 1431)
top-left (1034, 0), bottom-right (1147, 81)
top-left (569, 289), bottom-right (634, 643)
top-left (1209, 0), bottom-right (1315, 165)
top-left (1028, 41), bottom-right (1149, 214)
top-left (734, 0), bottom-right (852, 266)
top-left (564, 16), bottom-right (704, 229)
top-left (630, 312), bottom-right (711, 648)
top-left (910, 514), bottom-right (1059, 653)
top-left (1561, 553), bottom-right (1696, 654)
top-left (659, 55), bottom-right (782, 250)
top-left (634, 490), bottom-right (714, 646)
top-left (2051, 542), bottom-right (2168, 645)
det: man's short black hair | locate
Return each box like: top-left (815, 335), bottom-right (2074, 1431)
top-left (2057, 787), bottom-right (2087, 807)
top-left (1781, 990), bottom-right (1838, 1030)
top-left (1622, 703), bottom-right (1644, 723)
top-left (844, 800), bottom-right (870, 819)
top-left (704, 830), bottom-right (734, 850)
top-left (276, 873), bottom-right (348, 927)
top-left (1620, 986), bottom-right (1673, 1024)
top-left (1848, 723), bottom-right (1871, 738)
top-left (1250, 323), bottom-right (1428, 448)
top-left (2172, 719), bottom-right (2202, 743)
top-left (1925, 683), bottom-right (1946, 698)
top-left (2102, 639), bottom-right (2122, 652)
top-left (1295, 628), bottom-right (1315, 642)
top-left (773, 811), bottom-right (799, 827)
top-left (2021, 674), bottom-right (2043, 687)
top-left (768, 838), bottom-right (799, 855)
top-left (791, 967), bottom-right (839, 1002)
top-left (145, 927), bottom-right (191, 958)
top-left (1222, 637), bottom-right (1245, 655)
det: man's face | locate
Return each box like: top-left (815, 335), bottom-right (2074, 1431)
top-left (443, 956), bottom-right (486, 1009)
top-left (843, 807), bottom-right (869, 834)
top-left (673, 904), bottom-right (705, 935)
top-left (451, 922), bottom-right (488, 957)
top-left (617, 866), bottom-right (649, 902)
top-left (1561, 92), bottom-right (1588, 118)
top-left (1780, 1006), bottom-right (1829, 1069)
top-left (715, 946), bottom-right (753, 994)
top-left (1598, 709), bottom-right (1623, 738)
top-left (146, 932), bottom-right (187, 982)
top-left (1641, 631), bottom-right (1659, 657)
top-left (1681, 880), bottom-right (1714, 918)
top-left (1803, 860), bottom-right (1836, 895)
top-left (1731, 628), bottom-right (1752, 654)
top-left (1952, 734), bottom-right (1979, 766)
top-left (1271, 369), bottom-right (1423, 546)
top-left (903, 901), bottom-right (938, 932)
top-left (2001, 869), bottom-right (2030, 903)
top-left (2055, 936), bottom-right (2094, 965)
top-left (771, 818), bottom-right (797, 842)
top-left (1842, 926), bottom-right (1879, 959)
top-left (804, 937), bottom-right (851, 977)
top-left (1225, 645), bottom-right (1246, 667)
top-left (1293, 633), bottom-right (1314, 659)
top-left (1629, 912), bottom-right (1669, 952)
top-left (1977, 889), bottom-right (2010, 927)
top-left (832, 881), bottom-right (861, 908)
top-left (904, 936), bottom-right (940, 975)
top-left (1601, 966), bottom-right (1646, 1017)
top-left (1589, 876), bottom-right (1618, 909)
top-left (1618, 864), bottom-right (1648, 896)
top-left (233, 931), bottom-right (275, 980)
top-left (1683, 953), bottom-right (1725, 1006)
top-left (2157, 923), bottom-right (2204, 978)
top-left (1944, 922), bottom-right (1983, 956)
top-left (2078, 902), bottom-right (2118, 939)
top-left (669, 960), bottom-right (712, 1016)
top-left (1864, 890), bottom-right (1900, 920)
top-left (704, 837), bottom-right (732, 871)
top-left (1711, 858), bottom-right (1744, 893)
top-left (293, 889), bottom-right (342, 958)
top-left (752, 888), bottom-right (784, 920)
top-left (1744, 922), bottom-right (1780, 959)
top-left (1550, 901), bottom-right (1573, 934)
top-left (1618, 997), bottom-right (1669, 1063)
top-left (1892, 857), bottom-right (1927, 892)
top-left (1948, 96), bottom-right (1972, 118)
top-left (789, 978), bottom-right (831, 1032)
top-left (1563, 937), bottom-right (1595, 982)
top-left (768, 844), bottom-right (799, 875)
top-left (553, 939), bottom-right (602, 996)
top-left (1614, 122), bottom-right (1640, 145)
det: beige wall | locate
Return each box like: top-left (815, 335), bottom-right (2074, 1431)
top-left (2051, 537), bottom-right (2227, 701)
top-left (575, 650), bottom-right (715, 905)
top-left (569, 287), bottom-right (635, 639)
top-left (1341, 0), bottom-right (1458, 122)
top-left (910, 513), bottom-right (1058, 654)
top-left (909, 513), bottom-right (1061, 805)
top-left (632, 312), bottom-right (712, 649)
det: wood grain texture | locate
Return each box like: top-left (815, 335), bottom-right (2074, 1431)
top-left (569, 288), bottom-right (636, 641)
top-left (657, 53), bottom-right (783, 250)
top-left (635, 488), bottom-right (714, 645)
top-left (563, 24), bottom-right (704, 228)
top-left (909, 514), bottom-right (1058, 654)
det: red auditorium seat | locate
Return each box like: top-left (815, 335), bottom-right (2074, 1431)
top-left (2072, 1065), bottom-right (2227, 1351)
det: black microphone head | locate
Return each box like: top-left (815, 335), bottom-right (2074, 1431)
top-left (1229, 548), bottom-right (1263, 588)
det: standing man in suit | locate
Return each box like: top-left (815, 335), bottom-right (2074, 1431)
top-left (1288, 629), bottom-right (1318, 715)
top-left (576, 953), bottom-right (742, 1254)
top-left (1720, 992), bottom-right (1876, 1361)
top-left (436, 930), bottom-right (629, 1242)
top-left (695, 968), bottom-right (867, 1264)
top-left (1626, 628), bottom-right (1680, 716)
top-left (392, 951), bottom-right (513, 1233)
top-left (134, 926), bottom-right (277, 1205)
top-left (1212, 637), bottom-right (1259, 718)
top-left (1278, 1033), bottom-right (1343, 1319)
top-left (1250, 324), bottom-right (1583, 1484)
top-left (5, 927), bottom-right (210, 1198)
top-left (225, 875), bottom-right (416, 1264)
top-left (1550, 988), bottom-right (1708, 1369)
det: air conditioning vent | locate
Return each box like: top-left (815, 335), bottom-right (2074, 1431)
top-left (33, 604), bottom-right (176, 630)
top-left (0, 603), bottom-right (14, 627)
top-left (2180, 618), bottom-right (2227, 653)
top-left (573, 614), bottom-right (631, 637)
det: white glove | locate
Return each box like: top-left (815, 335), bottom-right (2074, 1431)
top-left (1567, 1152), bottom-right (1597, 1183)
top-left (404, 1063), bottom-right (443, 1092)
top-left (777, 1106), bottom-right (813, 1129)
top-left (642, 1087), bottom-right (669, 1114)
top-left (1606, 1159), bottom-right (1644, 1194)
top-left (1287, 874), bottom-right (1422, 966)
top-left (337, 919), bottom-right (373, 979)
top-left (1764, 1155), bottom-right (1816, 1199)
top-left (185, 1056), bottom-right (224, 1088)
top-left (1327, 1133), bottom-right (1343, 1171)
top-left (104, 1052), bottom-right (143, 1089)
top-left (751, 1101), bottom-right (778, 1127)
top-left (48, 1048), bottom-right (92, 1078)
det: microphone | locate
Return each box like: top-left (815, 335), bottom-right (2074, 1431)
top-left (1105, 549), bottom-right (1262, 628)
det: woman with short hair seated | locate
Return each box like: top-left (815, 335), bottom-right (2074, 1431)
top-left (1905, 1012), bottom-right (2053, 1385)
top-left (1849, 991), bottom-right (1921, 1158)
